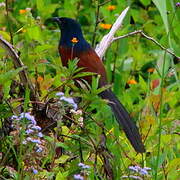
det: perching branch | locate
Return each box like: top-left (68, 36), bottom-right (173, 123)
top-left (0, 36), bottom-right (39, 102)
top-left (113, 30), bottom-right (180, 60)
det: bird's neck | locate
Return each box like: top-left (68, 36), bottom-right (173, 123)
top-left (60, 31), bottom-right (91, 52)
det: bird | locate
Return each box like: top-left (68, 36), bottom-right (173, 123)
top-left (52, 17), bottom-right (145, 153)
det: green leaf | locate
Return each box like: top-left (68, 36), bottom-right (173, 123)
top-left (55, 155), bottom-right (70, 164)
top-left (72, 72), bottom-right (96, 79)
top-left (55, 171), bottom-right (69, 180)
top-left (27, 26), bottom-right (43, 43)
top-left (139, 75), bottom-right (148, 92)
top-left (152, 0), bottom-right (169, 34)
top-left (140, 0), bottom-right (151, 6)
top-left (0, 67), bottom-right (24, 83)
top-left (56, 142), bottom-right (69, 150)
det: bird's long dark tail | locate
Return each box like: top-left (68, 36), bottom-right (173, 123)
top-left (99, 89), bottom-right (145, 153)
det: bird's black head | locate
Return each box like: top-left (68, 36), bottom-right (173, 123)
top-left (52, 17), bottom-right (90, 51)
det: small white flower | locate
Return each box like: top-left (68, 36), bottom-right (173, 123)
top-left (22, 140), bottom-right (27, 144)
top-left (26, 8), bottom-right (31, 11)
top-left (78, 117), bottom-right (83, 123)
top-left (26, 137), bottom-right (33, 142)
top-left (0, 2), bottom-right (5, 7)
top-left (70, 109), bottom-right (76, 114)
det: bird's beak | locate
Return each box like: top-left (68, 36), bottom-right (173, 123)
top-left (51, 17), bottom-right (61, 23)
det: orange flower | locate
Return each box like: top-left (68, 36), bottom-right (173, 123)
top-left (107, 5), bottom-right (116, 11)
top-left (37, 76), bottom-right (44, 82)
top-left (147, 68), bottom-right (155, 73)
top-left (19, 9), bottom-right (27, 14)
top-left (127, 79), bottom-right (137, 85)
top-left (71, 37), bottom-right (79, 43)
top-left (100, 24), bottom-right (112, 30)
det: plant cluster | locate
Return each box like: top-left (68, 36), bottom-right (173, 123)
top-left (0, 0), bottom-right (179, 179)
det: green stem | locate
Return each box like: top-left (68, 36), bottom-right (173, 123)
top-left (154, 50), bottom-right (166, 180)
top-left (154, 7), bottom-right (177, 179)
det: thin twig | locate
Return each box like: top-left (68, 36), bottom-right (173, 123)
top-left (87, 113), bottom-right (140, 164)
top-left (5, 0), bottom-right (13, 44)
top-left (92, 0), bottom-right (101, 47)
top-left (113, 30), bottom-right (180, 60)
top-left (92, 0), bottom-right (112, 47)
top-left (0, 36), bottom-right (39, 102)
top-left (99, 0), bottom-right (111, 6)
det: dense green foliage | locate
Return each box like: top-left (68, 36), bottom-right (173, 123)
top-left (0, 0), bottom-right (179, 179)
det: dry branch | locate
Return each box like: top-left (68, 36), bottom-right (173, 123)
top-left (0, 36), bottom-right (39, 102)
top-left (95, 7), bottom-right (129, 58)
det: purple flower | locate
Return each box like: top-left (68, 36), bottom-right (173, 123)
top-left (78, 162), bottom-right (90, 169)
top-left (74, 174), bottom-right (84, 180)
top-left (31, 139), bottom-right (41, 144)
top-left (121, 175), bottom-right (142, 180)
top-left (56, 92), bottom-right (65, 96)
top-left (26, 137), bottom-right (41, 144)
top-left (129, 166), bottom-right (139, 172)
top-left (32, 168), bottom-right (38, 174)
top-left (128, 165), bottom-right (151, 176)
top-left (25, 129), bottom-right (34, 134)
top-left (144, 167), bottom-right (151, 171)
top-left (139, 169), bottom-right (148, 175)
top-left (60, 96), bottom-right (77, 110)
top-left (56, 92), bottom-right (78, 110)
top-left (37, 132), bottom-right (43, 137)
top-left (176, 2), bottom-right (180, 7)
top-left (20, 112), bottom-right (36, 125)
top-left (31, 125), bottom-right (41, 131)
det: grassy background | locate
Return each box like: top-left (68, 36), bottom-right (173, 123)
top-left (0, 0), bottom-right (179, 179)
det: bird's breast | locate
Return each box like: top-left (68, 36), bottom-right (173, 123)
top-left (59, 46), bottom-right (107, 85)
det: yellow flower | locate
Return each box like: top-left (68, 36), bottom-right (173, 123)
top-left (107, 5), bottom-right (116, 11)
top-left (147, 68), bottom-right (155, 73)
top-left (100, 24), bottom-right (112, 30)
top-left (71, 37), bottom-right (79, 43)
top-left (19, 9), bottom-right (27, 14)
top-left (127, 79), bottom-right (137, 85)
top-left (22, 28), bottom-right (27, 33)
